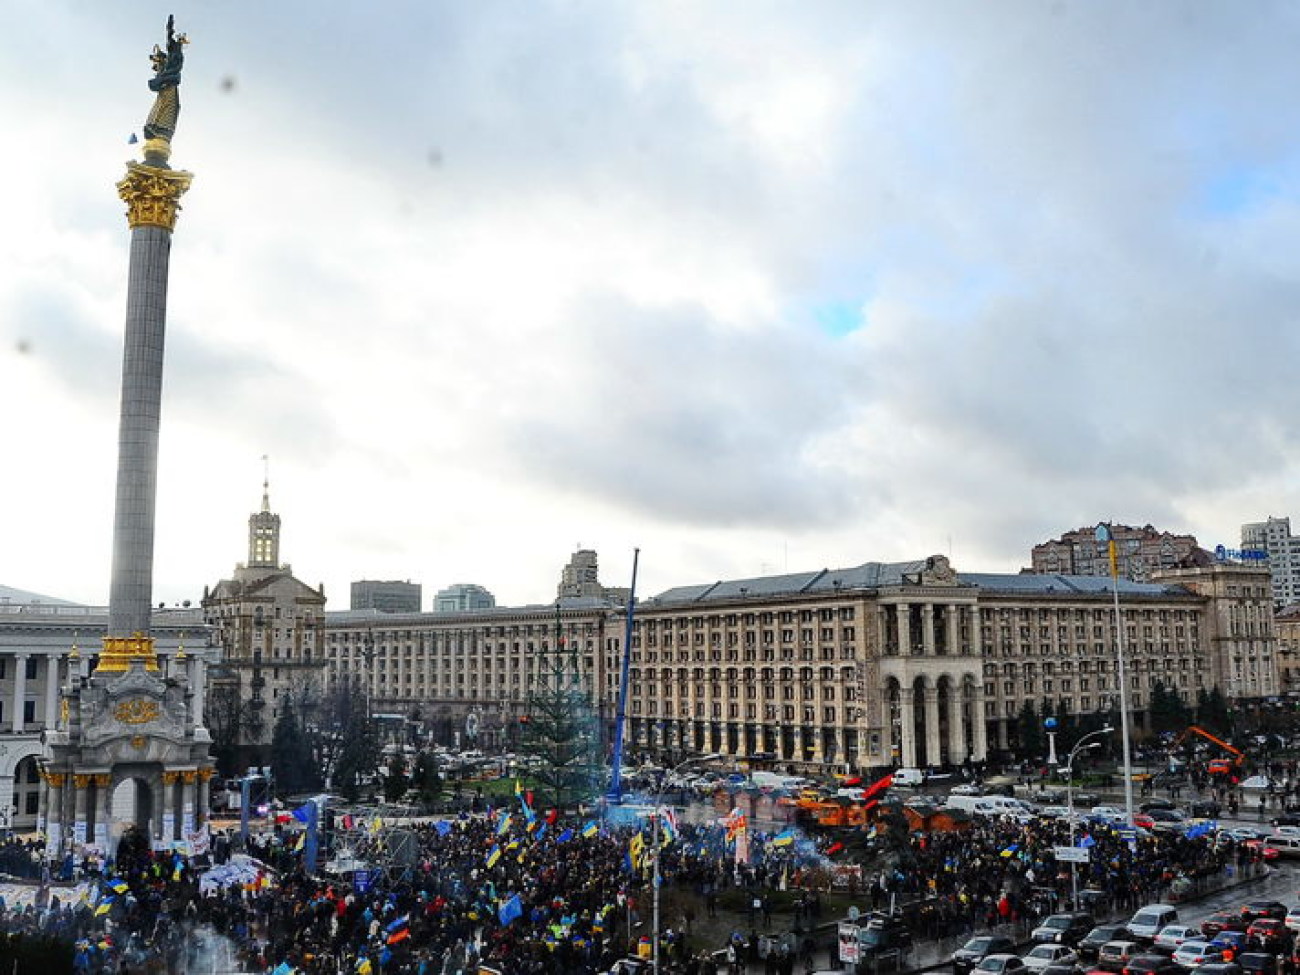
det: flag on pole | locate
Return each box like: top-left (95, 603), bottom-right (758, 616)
top-left (770, 828), bottom-right (797, 848)
top-left (582, 821), bottom-right (599, 838)
top-left (486, 845), bottom-right (502, 869)
top-left (629, 832), bottom-right (646, 869)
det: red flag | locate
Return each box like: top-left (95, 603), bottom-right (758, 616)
top-left (826, 842), bottom-right (844, 855)
top-left (387, 928), bottom-right (411, 945)
top-left (546, 808), bottom-right (559, 825)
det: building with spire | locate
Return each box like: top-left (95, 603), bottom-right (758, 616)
top-left (203, 481), bottom-right (326, 767)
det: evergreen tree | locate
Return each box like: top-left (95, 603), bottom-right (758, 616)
top-left (332, 680), bottom-right (381, 801)
top-left (1196, 687), bottom-right (1231, 737)
top-left (519, 606), bottom-right (602, 811)
top-left (269, 694), bottom-right (320, 794)
top-left (1016, 701), bottom-right (1043, 760)
top-left (1149, 680), bottom-right (1189, 735)
top-left (411, 751), bottom-right (443, 809)
top-left (383, 754), bottom-right (410, 803)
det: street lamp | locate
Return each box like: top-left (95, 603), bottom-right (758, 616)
top-left (1066, 726), bottom-right (1113, 909)
top-left (1096, 524), bottom-right (1135, 826)
top-left (653, 752), bottom-right (723, 975)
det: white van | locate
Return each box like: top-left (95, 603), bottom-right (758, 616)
top-left (1127, 904), bottom-right (1178, 941)
top-left (945, 794), bottom-right (999, 816)
top-left (892, 768), bottom-right (925, 787)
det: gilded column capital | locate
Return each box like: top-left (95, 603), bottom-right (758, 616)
top-left (73, 775), bottom-right (93, 790)
top-left (181, 770), bottom-right (198, 784)
top-left (197, 767), bottom-right (217, 781)
top-left (93, 774), bottom-right (112, 789)
top-left (116, 162), bottom-right (193, 231)
top-left (40, 772), bottom-right (66, 788)
top-left (161, 771), bottom-right (181, 786)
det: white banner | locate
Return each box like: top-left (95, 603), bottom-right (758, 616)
top-left (839, 924), bottom-right (861, 964)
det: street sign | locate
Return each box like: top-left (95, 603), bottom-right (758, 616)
top-left (1054, 846), bottom-right (1090, 863)
top-left (839, 923), bottom-right (861, 964)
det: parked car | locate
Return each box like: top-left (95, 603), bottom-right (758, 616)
top-left (1238, 954), bottom-right (1279, 975)
top-left (1146, 808), bottom-right (1185, 826)
top-left (951, 783), bottom-right (983, 796)
top-left (1033, 913), bottom-right (1097, 946)
top-left (1122, 953), bottom-right (1186, 975)
top-left (1139, 798), bottom-right (1178, 813)
top-left (954, 936), bottom-right (1018, 975)
top-left (1191, 965), bottom-right (1241, 975)
top-left (1174, 942), bottom-right (1226, 968)
top-left (1241, 902), bottom-right (1288, 923)
top-left (1210, 932), bottom-right (1249, 956)
top-left (1129, 906), bottom-right (1179, 942)
top-left (1024, 945), bottom-right (1079, 972)
top-left (1098, 941), bottom-right (1142, 973)
top-left (1203, 912), bottom-right (1248, 939)
top-left (1091, 805), bottom-right (1127, 823)
top-left (975, 955), bottom-right (1028, 975)
top-left (1188, 800), bottom-right (1221, 818)
top-left (1271, 813), bottom-right (1300, 828)
top-left (1244, 919), bottom-right (1289, 951)
top-left (1153, 925), bottom-right (1201, 951)
top-left (1080, 927), bottom-right (1132, 963)
top-left (1282, 907), bottom-right (1300, 934)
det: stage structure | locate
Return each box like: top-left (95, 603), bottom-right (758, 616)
top-left (41, 17), bottom-right (214, 858)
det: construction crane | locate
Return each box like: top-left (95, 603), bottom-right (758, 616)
top-left (1172, 725), bottom-right (1245, 775)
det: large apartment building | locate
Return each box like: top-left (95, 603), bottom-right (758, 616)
top-left (1029, 523), bottom-right (1209, 581)
top-left (318, 552), bottom-right (1277, 774)
top-left (1241, 516), bottom-right (1300, 608)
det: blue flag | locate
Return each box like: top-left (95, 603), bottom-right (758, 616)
top-left (498, 893), bottom-right (524, 926)
top-left (435, 820), bottom-right (452, 836)
top-left (557, 828), bottom-right (574, 843)
top-left (292, 803), bottom-right (314, 824)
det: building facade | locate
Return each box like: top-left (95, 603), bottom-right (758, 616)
top-left (0, 602), bottom-right (207, 834)
top-left (1242, 516), bottom-right (1300, 608)
top-left (433, 584), bottom-right (495, 613)
top-left (314, 552), bottom-right (1277, 775)
top-left (1030, 524), bottom-right (1209, 581)
top-left (202, 487), bottom-right (326, 757)
top-left (352, 580), bottom-right (422, 614)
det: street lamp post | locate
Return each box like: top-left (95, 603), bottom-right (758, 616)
top-left (652, 752), bottom-right (722, 975)
top-left (1096, 524), bottom-right (1135, 826)
top-left (1066, 726), bottom-right (1113, 909)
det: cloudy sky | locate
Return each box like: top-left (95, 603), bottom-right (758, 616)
top-left (4, 2), bottom-right (1300, 610)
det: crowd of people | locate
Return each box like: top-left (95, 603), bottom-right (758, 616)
top-left (0, 785), bottom-right (1269, 974)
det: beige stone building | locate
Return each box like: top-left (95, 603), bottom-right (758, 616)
top-left (201, 486), bottom-right (326, 754)
top-left (1275, 603), bottom-right (1300, 694)
top-left (1031, 523), bottom-right (1209, 581)
top-left (312, 551), bottom-right (1277, 775)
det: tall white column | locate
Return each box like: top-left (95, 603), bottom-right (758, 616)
top-left (947, 683), bottom-right (967, 762)
top-left (897, 605), bottom-right (912, 656)
top-left (11, 655), bottom-right (27, 733)
top-left (946, 606), bottom-right (960, 655)
top-left (189, 654), bottom-right (206, 727)
top-left (924, 687), bottom-right (942, 766)
top-left (922, 606), bottom-right (937, 656)
top-left (44, 655), bottom-right (59, 729)
top-left (900, 692), bottom-right (917, 767)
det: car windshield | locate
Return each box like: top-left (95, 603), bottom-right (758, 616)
top-left (1135, 912), bottom-right (1162, 925)
top-left (1045, 918), bottom-right (1070, 929)
top-left (965, 939), bottom-right (995, 951)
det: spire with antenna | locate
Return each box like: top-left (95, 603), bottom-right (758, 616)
top-left (261, 454), bottom-right (271, 513)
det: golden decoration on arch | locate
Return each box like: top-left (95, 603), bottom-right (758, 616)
top-left (113, 698), bottom-right (162, 725)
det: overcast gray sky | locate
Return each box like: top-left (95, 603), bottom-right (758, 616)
top-left (4, 2), bottom-right (1300, 609)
